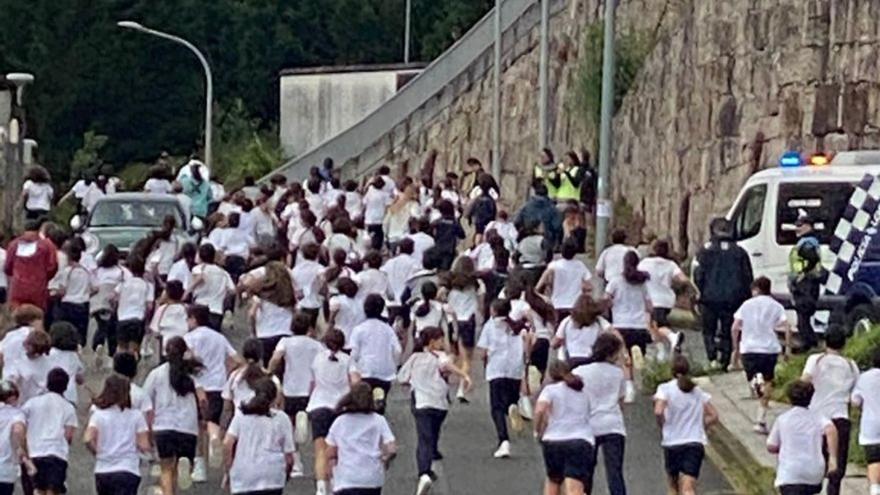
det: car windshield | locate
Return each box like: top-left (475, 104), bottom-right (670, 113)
top-left (89, 200), bottom-right (184, 228)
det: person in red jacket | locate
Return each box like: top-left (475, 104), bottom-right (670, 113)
top-left (4, 220), bottom-right (58, 311)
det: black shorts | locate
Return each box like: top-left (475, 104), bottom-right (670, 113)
top-left (541, 439), bottom-right (595, 485)
top-left (663, 443), bottom-right (705, 479)
top-left (154, 430), bottom-right (198, 461)
top-left (208, 312), bottom-right (224, 332)
top-left (0, 482), bottom-right (10, 495)
top-left (284, 396), bottom-right (310, 418)
top-left (334, 488), bottom-right (382, 495)
top-left (300, 307), bottom-right (320, 329)
top-left (234, 490), bottom-right (283, 495)
top-left (457, 317), bottom-right (477, 349)
top-left (387, 305), bottom-right (410, 330)
top-left (741, 353), bottom-right (778, 382)
top-left (309, 408), bottom-right (337, 440)
top-left (653, 308), bottom-right (672, 327)
top-left (259, 335), bottom-right (286, 368)
top-left (0, 288), bottom-right (7, 305)
top-left (864, 443), bottom-right (880, 464)
top-left (617, 328), bottom-right (652, 355)
top-left (94, 471), bottom-right (140, 495)
top-left (32, 456), bottom-right (67, 493)
top-left (779, 485), bottom-right (822, 495)
top-left (199, 391), bottom-right (224, 424)
top-left (116, 319), bottom-right (145, 345)
top-left (530, 338), bottom-right (551, 374)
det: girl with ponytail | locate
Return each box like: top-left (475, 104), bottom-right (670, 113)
top-left (222, 338), bottom-right (281, 418)
top-left (442, 256), bottom-right (485, 400)
top-left (653, 355), bottom-right (718, 495)
top-left (409, 281), bottom-right (454, 348)
top-left (552, 294), bottom-right (612, 369)
top-left (398, 327), bottom-right (471, 493)
top-left (476, 298), bottom-right (532, 459)
top-left (534, 360), bottom-right (593, 495)
top-left (304, 329), bottom-right (356, 495)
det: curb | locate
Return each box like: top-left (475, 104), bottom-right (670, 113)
top-left (705, 422), bottom-right (776, 495)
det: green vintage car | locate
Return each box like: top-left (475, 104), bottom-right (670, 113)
top-left (70, 193), bottom-right (202, 257)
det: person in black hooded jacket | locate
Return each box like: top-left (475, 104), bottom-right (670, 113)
top-left (694, 217), bottom-right (753, 370)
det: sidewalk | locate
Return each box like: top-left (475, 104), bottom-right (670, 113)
top-left (700, 371), bottom-right (865, 495)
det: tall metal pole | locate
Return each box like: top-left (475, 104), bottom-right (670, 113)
top-left (404, 0), bottom-right (412, 64)
top-left (117, 22), bottom-right (213, 170)
top-left (538, 0), bottom-right (549, 150)
top-left (594, 0), bottom-right (616, 255)
top-left (492, 0), bottom-right (502, 180)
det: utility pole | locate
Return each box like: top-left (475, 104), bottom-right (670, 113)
top-left (594, 0), bottom-right (616, 255)
top-left (492, 0), bottom-right (502, 180)
top-left (538, 0), bottom-right (549, 150)
top-left (404, 0), bottom-right (412, 63)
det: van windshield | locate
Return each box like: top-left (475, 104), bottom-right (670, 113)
top-left (776, 182), bottom-right (854, 245)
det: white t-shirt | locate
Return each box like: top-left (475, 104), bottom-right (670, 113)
top-left (184, 326), bottom-right (236, 392)
top-left (307, 350), bottom-right (355, 412)
top-left (0, 249), bottom-right (6, 289)
top-left (275, 335), bottom-right (324, 398)
top-left (227, 410), bottom-right (295, 493)
top-left (606, 279), bottom-right (651, 329)
top-left (146, 240), bottom-right (177, 277)
top-left (23, 180), bottom-right (53, 211)
top-left (447, 284), bottom-right (483, 322)
top-left (349, 319), bottom-right (402, 382)
top-left (329, 295), bottom-right (365, 345)
top-left (767, 407), bottom-right (832, 487)
top-left (410, 300), bottom-right (448, 337)
top-left (58, 264), bottom-right (92, 304)
top-left (537, 382), bottom-right (594, 443)
top-left (149, 303), bottom-right (189, 341)
top-left (0, 326), bottom-right (31, 378)
top-left (362, 187), bottom-right (392, 225)
top-left (345, 191), bottom-right (363, 218)
top-left (406, 232), bottom-right (435, 265)
top-left (596, 244), bottom-right (637, 282)
top-left (574, 362), bottom-right (627, 436)
top-left (547, 258), bottom-right (592, 310)
top-left (130, 383), bottom-right (153, 420)
top-left (254, 298), bottom-right (294, 339)
top-left (143, 362), bottom-right (199, 435)
top-left (325, 413), bottom-right (396, 491)
top-left (22, 392), bottom-right (78, 460)
top-left (852, 368), bottom-right (880, 445)
top-left (734, 295), bottom-right (786, 354)
top-left (637, 257), bottom-right (683, 309)
top-left (213, 227), bottom-right (253, 258)
top-left (468, 242), bottom-right (495, 272)
top-left (88, 406), bottom-right (148, 475)
top-left (555, 316), bottom-right (611, 359)
top-left (144, 178), bottom-right (173, 195)
top-left (0, 404), bottom-right (24, 482)
top-left (115, 276), bottom-right (154, 321)
top-left (47, 348), bottom-right (83, 404)
top-left (381, 254), bottom-right (420, 304)
top-left (167, 259), bottom-right (193, 291)
top-left (9, 354), bottom-right (54, 404)
top-left (485, 220), bottom-right (518, 251)
top-left (654, 379), bottom-right (711, 446)
top-left (398, 351), bottom-right (451, 410)
top-left (477, 317), bottom-right (525, 381)
top-left (803, 353), bottom-right (859, 420)
top-left (222, 369), bottom-right (282, 414)
top-left (291, 260), bottom-right (323, 309)
top-left (191, 264), bottom-right (234, 314)
top-left (353, 269), bottom-right (391, 302)
top-left (510, 297), bottom-right (553, 340)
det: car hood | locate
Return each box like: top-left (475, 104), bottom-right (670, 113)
top-left (85, 227), bottom-right (191, 253)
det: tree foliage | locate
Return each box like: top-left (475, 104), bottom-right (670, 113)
top-left (0, 0), bottom-right (492, 182)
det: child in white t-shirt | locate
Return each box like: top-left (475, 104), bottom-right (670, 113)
top-left (149, 280), bottom-right (189, 359)
top-left (327, 278), bottom-right (365, 346)
top-left (54, 244), bottom-right (93, 346)
top-left (113, 256), bottom-right (154, 356)
top-left (22, 368), bottom-right (78, 495)
top-left (47, 322), bottom-right (85, 404)
top-left (852, 349), bottom-right (880, 495)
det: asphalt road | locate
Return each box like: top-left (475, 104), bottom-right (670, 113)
top-left (46, 312), bottom-right (735, 495)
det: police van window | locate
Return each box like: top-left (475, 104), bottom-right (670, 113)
top-left (730, 184), bottom-right (766, 241)
top-left (775, 182), bottom-right (854, 246)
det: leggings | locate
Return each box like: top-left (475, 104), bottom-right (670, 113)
top-left (413, 407), bottom-right (447, 476)
top-left (489, 378), bottom-right (521, 443)
top-left (92, 312), bottom-right (117, 356)
top-left (595, 433), bottom-right (627, 495)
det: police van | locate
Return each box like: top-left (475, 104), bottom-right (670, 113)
top-left (723, 150), bottom-right (880, 333)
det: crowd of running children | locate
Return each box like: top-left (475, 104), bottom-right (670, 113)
top-left (0, 154), bottom-right (877, 495)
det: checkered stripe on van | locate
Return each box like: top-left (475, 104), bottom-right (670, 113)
top-left (824, 173), bottom-right (880, 296)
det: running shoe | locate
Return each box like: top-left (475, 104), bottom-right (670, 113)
top-left (508, 404), bottom-right (524, 433)
top-left (209, 434), bottom-right (223, 468)
top-left (493, 440), bottom-right (511, 459)
top-left (456, 382), bottom-right (469, 404)
top-left (177, 457), bottom-right (193, 491)
top-left (192, 457), bottom-right (207, 483)
top-left (670, 331), bottom-right (685, 354)
top-left (316, 481), bottom-right (329, 495)
top-left (295, 411), bottom-right (310, 445)
top-left (752, 422), bottom-right (769, 435)
top-left (373, 387), bottom-right (386, 412)
top-left (94, 344), bottom-right (106, 369)
top-left (290, 464), bottom-right (305, 479)
top-left (417, 473), bottom-right (433, 495)
top-left (750, 373), bottom-right (765, 398)
top-left (630, 346), bottom-right (645, 371)
top-left (518, 396), bottom-right (534, 421)
top-left (623, 380), bottom-right (636, 404)
top-left (527, 365), bottom-right (542, 393)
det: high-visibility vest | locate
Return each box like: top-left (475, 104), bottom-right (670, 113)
top-left (533, 165), bottom-right (558, 198)
top-left (556, 165), bottom-right (581, 200)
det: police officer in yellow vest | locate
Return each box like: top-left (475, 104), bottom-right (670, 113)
top-left (532, 147), bottom-right (583, 202)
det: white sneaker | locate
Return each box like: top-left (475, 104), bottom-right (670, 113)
top-left (493, 440), bottom-right (511, 458)
top-left (750, 373), bottom-right (765, 398)
top-left (290, 465), bottom-right (305, 479)
top-left (94, 344), bottom-right (106, 369)
top-left (507, 404), bottom-right (524, 433)
top-left (417, 473), bottom-right (433, 495)
top-left (456, 382), bottom-right (468, 403)
top-left (655, 343), bottom-right (668, 363)
top-left (630, 346), bottom-right (645, 371)
top-left (708, 360), bottom-right (721, 371)
top-left (373, 387), bottom-right (386, 411)
top-left (315, 480), bottom-right (329, 495)
top-left (192, 457), bottom-right (207, 483)
top-left (623, 380), bottom-right (636, 404)
top-left (177, 457), bottom-right (193, 491)
top-left (295, 411), bottom-right (310, 445)
top-left (518, 397), bottom-right (534, 421)
top-left (527, 365), bottom-right (542, 393)
top-left (669, 331), bottom-right (684, 354)
top-left (752, 422), bottom-right (769, 435)
top-left (149, 463), bottom-right (161, 479)
top-left (208, 434), bottom-right (223, 468)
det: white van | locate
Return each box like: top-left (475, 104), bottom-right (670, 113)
top-left (723, 150), bottom-right (880, 330)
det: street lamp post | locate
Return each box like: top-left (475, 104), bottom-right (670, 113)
top-left (404, 0), bottom-right (412, 64)
top-left (491, 0), bottom-right (502, 180)
top-left (538, 0), bottom-right (549, 150)
top-left (3, 72), bottom-right (34, 233)
top-left (117, 21), bottom-right (213, 170)
top-left (594, 0), bottom-right (616, 256)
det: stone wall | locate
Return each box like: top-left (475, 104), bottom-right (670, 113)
top-left (613, 0), bottom-right (880, 254)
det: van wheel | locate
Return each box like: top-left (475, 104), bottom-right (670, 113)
top-left (846, 304), bottom-right (878, 336)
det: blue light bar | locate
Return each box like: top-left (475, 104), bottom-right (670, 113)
top-left (779, 151), bottom-right (803, 167)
